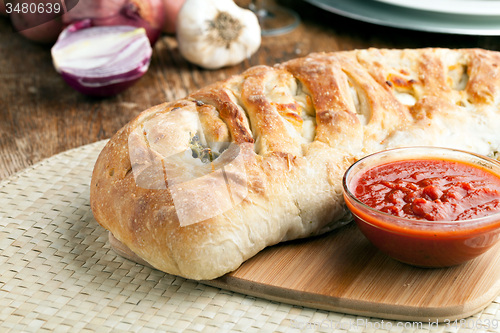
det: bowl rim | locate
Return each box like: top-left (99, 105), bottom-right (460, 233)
top-left (342, 146), bottom-right (500, 231)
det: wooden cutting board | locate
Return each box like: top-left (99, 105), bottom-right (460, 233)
top-left (206, 222), bottom-right (500, 322)
top-left (111, 222), bottom-right (500, 322)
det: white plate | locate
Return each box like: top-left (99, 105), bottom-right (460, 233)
top-left (305, 0), bottom-right (500, 35)
top-left (375, 0), bottom-right (500, 16)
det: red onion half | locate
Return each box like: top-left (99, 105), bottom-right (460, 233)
top-left (51, 20), bottom-right (152, 97)
top-left (63, 0), bottom-right (165, 46)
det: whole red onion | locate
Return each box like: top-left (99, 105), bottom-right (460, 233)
top-left (0, 1), bottom-right (6, 16)
top-left (63, 0), bottom-right (165, 46)
top-left (9, 0), bottom-right (66, 44)
top-left (161, 0), bottom-right (185, 34)
top-left (12, 18), bottom-right (63, 44)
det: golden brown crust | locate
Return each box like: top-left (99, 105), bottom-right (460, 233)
top-left (91, 48), bottom-right (500, 280)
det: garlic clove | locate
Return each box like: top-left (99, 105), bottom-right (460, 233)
top-left (51, 20), bottom-right (153, 97)
top-left (176, 0), bottom-right (261, 70)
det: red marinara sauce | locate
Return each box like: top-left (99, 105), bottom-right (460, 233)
top-left (344, 152), bottom-right (500, 267)
top-left (353, 159), bottom-right (500, 221)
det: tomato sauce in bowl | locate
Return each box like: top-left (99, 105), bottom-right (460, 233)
top-left (343, 147), bottom-right (500, 267)
top-left (355, 159), bottom-right (500, 221)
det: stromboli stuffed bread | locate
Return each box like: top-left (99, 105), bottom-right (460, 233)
top-left (90, 48), bottom-right (500, 280)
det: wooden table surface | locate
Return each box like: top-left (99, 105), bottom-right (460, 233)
top-left (1, 0), bottom-right (500, 181)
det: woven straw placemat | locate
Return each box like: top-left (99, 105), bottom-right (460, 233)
top-left (1, 141), bottom-right (500, 333)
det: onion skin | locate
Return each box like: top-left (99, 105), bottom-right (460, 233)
top-left (0, 1), bottom-right (6, 16)
top-left (52, 20), bottom-right (153, 97)
top-left (162, 0), bottom-right (185, 34)
top-left (9, 0), bottom-right (64, 44)
top-left (15, 19), bottom-right (63, 44)
top-left (63, 0), bottom-right (165, 46)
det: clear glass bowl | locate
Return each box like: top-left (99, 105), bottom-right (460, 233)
top-left (342, 146), bottom-right (500, 267)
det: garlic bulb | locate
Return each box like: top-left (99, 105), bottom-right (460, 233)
top-left (176, 0), bottom-right (261, 69)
